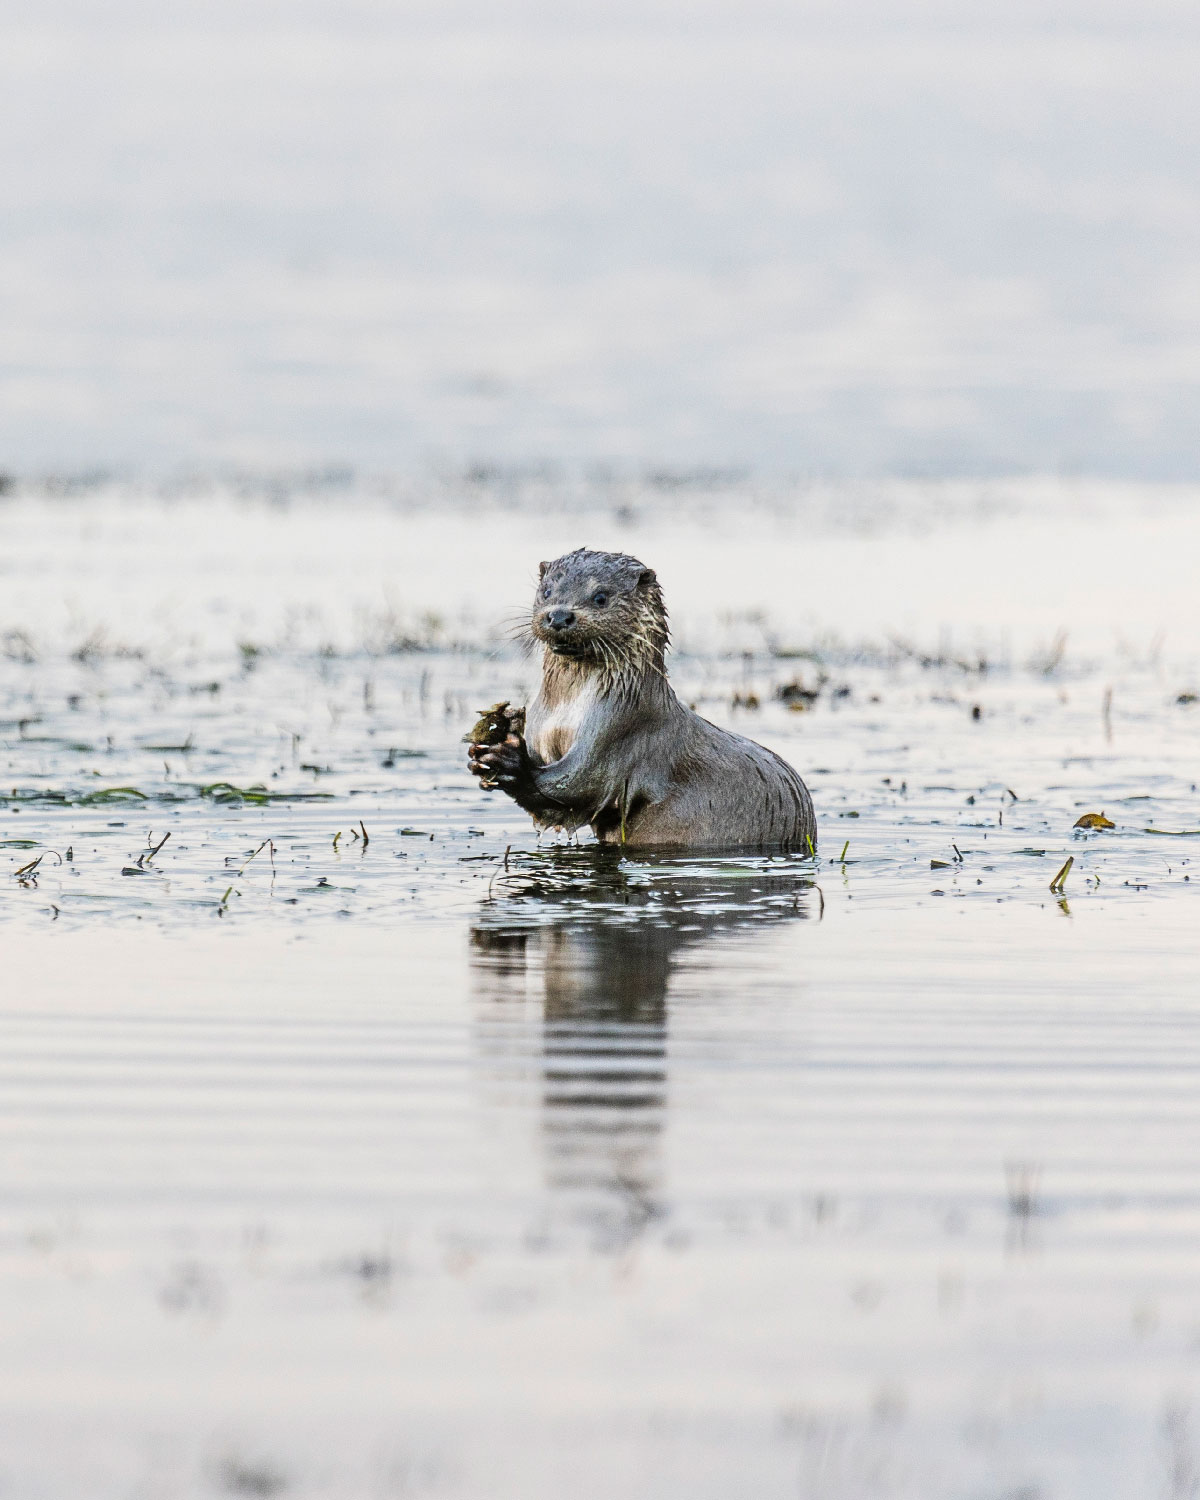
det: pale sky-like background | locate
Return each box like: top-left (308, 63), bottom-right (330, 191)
top-left (3, 0), bottom-right (1200, 478)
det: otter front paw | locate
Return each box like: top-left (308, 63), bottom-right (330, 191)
top-left (468, 733), bottom-right (530, 791)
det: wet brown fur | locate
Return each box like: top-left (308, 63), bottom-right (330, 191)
top-left (468, 548), bottom-right (817, 850)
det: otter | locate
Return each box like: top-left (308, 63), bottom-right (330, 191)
top-left (467, 548), bottom-right (817, 849)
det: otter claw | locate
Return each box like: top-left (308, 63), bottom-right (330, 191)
top-left (468, 733), bottom-right (528, 792)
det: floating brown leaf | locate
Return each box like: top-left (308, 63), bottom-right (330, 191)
top-left (1073, 811), bottom-right (1115, 830)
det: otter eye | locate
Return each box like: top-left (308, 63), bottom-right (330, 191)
top-left (592, 591), bottom-right (608, 606)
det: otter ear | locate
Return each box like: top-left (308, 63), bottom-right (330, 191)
top-left (538, 560), bottom-right (550, 579)
top-left (637, 568), bottom-right (657, 589)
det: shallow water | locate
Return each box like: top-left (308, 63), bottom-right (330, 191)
top-left (2, 486), bottom-right (1199, 1496)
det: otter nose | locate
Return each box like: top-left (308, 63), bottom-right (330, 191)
top-left (544, 607), bottom-right (575, 631)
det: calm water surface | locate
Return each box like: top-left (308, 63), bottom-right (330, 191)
top-left (2, 487), bottom-right (1199, 1497)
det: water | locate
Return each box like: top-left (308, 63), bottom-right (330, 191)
top-left (7, 911), bottom-right (1200, 1495)
top-left (2, 484), bottom-right (1199, 1496)
top-left (5, 0), bottom-right (1200, 476)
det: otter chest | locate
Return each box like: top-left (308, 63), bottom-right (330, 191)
top-left (530, 681), bottom-right (599, 764)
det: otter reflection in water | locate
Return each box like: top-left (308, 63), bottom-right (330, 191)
top-left (469, 848), bottom-right (816, 1248)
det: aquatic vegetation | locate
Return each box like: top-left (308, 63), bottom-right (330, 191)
top-left (464, 701), bottom-right (526, 747)
top-left (1, 489), bottom-right (1199, 1500)
top-left (0, 581), bottom-right (1195, 926)
top-left (1074, 811), bottom-right (1115, 830)
top-left (199, 783), bottom-right (335, 804)
top-left (1050, 856), bottom-right (1074, 894)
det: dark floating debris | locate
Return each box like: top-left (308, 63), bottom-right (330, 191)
top-left (382, 748), bottom-right (426, 766)
top-left (776, 678), bottom-right (822, 710)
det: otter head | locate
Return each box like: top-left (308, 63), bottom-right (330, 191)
top-left (531, 548), bottom-right (668, 678)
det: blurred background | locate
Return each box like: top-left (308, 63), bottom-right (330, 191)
top-left (4, 0), bottom-right (1200, 484)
